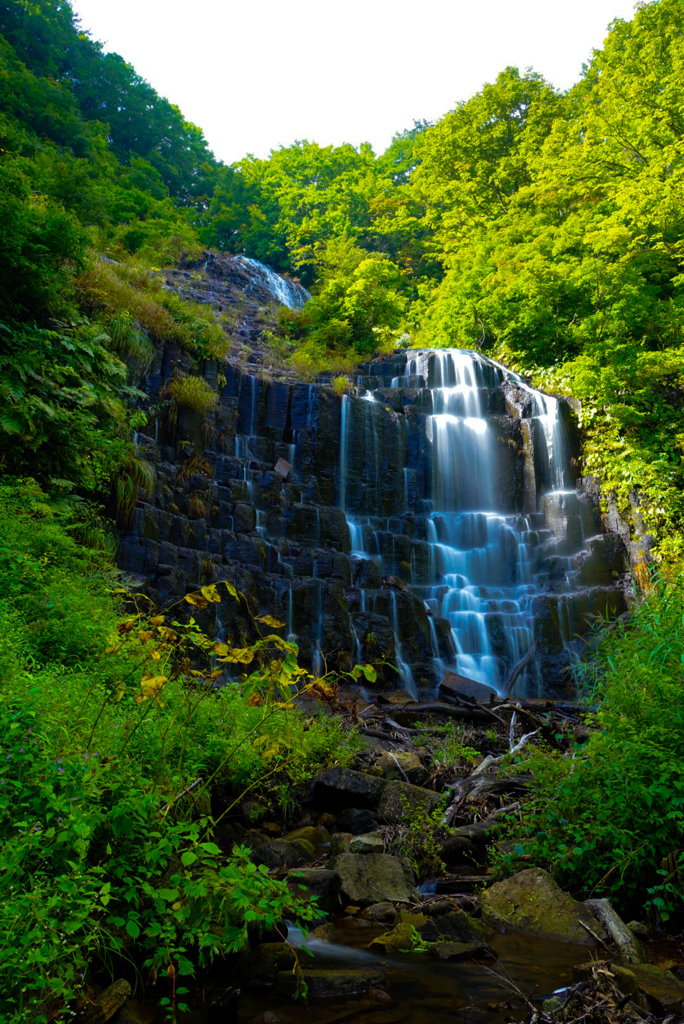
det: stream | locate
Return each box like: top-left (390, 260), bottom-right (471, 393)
top-left (235, 918), bottom-right (583, 1024)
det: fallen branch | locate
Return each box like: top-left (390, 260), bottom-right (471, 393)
top-left (585, 898), bottom-right (647, 965)
top-left (440, 730), bottom-right (538, 827)
top-left (389, 752), bottom-right (411, 784)
top-left (159, 777), bottom-right (203, 817)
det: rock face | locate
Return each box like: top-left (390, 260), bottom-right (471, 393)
top-left (119, 330), bottom-right (633, 698)
top-left (481, 868), bottom-right (598, 945)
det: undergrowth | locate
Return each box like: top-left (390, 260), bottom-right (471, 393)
top-left (0, 481), bottom-right (357, 1022)
top-left (498, 572), bottom-right (684, 924)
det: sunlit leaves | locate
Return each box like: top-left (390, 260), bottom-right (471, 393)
top-left (351, 663), bottom-right (377, 683)
top-left (137, 675), bottom-right (167, 703)
top-left (255, 615), bottom-right (285, 629)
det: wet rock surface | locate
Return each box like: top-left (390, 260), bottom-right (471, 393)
top-left (120, 338), bottom-right (636, 702)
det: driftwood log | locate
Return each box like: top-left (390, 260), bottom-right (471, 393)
top-left (585, 898), bottom-right (647, 965)
top-left (76, 981), bottom-right (132, 1024)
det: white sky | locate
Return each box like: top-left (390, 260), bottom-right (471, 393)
top-left (70, 0), bottom-right (638, 165)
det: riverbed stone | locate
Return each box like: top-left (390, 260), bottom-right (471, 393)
top-left (360, 902), bottom-right (398, 925)
top-left (438, 832), bottom-right (477, 864)
top-left (239, 943), bottom-right (297, 987)
top-left (439, 670), bottom-right (498, 702)
top-left (349, 833), bottom-right (384, 854)
top-left (370, 911), bottom-right (427, 952)
top-left (376, 750), bottom-right (428, 784)
top-left (627, 963), bottom-right (684, 1013)
top-left (377, 779), bottom-right (442, 824)
top-left (251, 839), bottom-right (304, 870)
top-left (331, 852), bottom-right (418, 906)
top-left (481, 867), bottom-right (598, 945)
top-left (428, 940), bottom-right (493, 960)
top-left (276, 967), bottom-right (388, 998)
top-left (312, 767), bottom-right (386, 810)
top-left (419, 909), bottom-right (486, 945)
top-left (284, 825), bottom-right (330, 846)
top-left (336, 807), bottom-right (379, 834)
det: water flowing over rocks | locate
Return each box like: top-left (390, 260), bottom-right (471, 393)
top-left (120, 329), bottom-right (635, 698)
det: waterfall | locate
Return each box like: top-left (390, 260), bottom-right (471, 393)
top-left (340, 348), bottom-right (611, 698)
top-left (236, 256), bottom-right (311, 310)
top-left (222, 344), bottom-right (623, 700)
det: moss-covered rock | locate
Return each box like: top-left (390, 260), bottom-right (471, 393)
top-left (377, 779), bottom-right (442, 824)
top-left (481, 868), bottom-right (598, 945)
top-left (331, 852), bottom-right (418, 906)
top-left (628, 963), bottom-right (684, 1014)
top-left (370, 911), bottom-right (427, 952)
top-left (419, 909), bottom-right (486, 944)
top-left (276, 968), bottom-right (388, 998)
top-left (238, 942), bottom-right (297, 987)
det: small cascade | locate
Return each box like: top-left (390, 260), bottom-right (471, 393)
top-left (236, 256), bottom-right (311, 310)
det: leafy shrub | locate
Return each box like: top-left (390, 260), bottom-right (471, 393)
top-left (331, 375), bottom-right (353, 396)
top-left (168, 374), bottom-right (218, 414)
top-left (502, 573), bottom-right (684, 921)
top-left (0, 321), bottom-right (143, 492)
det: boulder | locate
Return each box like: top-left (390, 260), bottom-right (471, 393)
top-left (360, 902), bottom-right (398, 926)
top-left (438, 832), bottom-right (476, 864)
top-left (251, 840), bottom-right (303, 870)
top-left (349, 834), bottom-right (384, 855)
top-left (312, 767), bottom-right (386, 810)
top-left (288, 837), bottom-right (317, 860)
top-left (275, 968), bottom-right (388, 998)
top-left (439, 670), bottom-right (498, 702)
top-left (238, 943), bottom-right (297, 987)
top-left (287, 868), bottom-right (342, 914)
top-left (337, 807), bottom-right (379, 834)
top-left (284, 825), bottom-right (330, 846)
top-left (428, 940), bottom-right (492, 961)
top-left (332, 852), bottom-right (418, 906)
top-left (419, 909), bottom-right (485, 944)
top-left (328, 833), bottom-right (352, 857)
top-left (370, 911), bottom-right (427, 952)
top-left (481, 868), bottom-right (598, 945)
top-left (377, 779), bottom-right (442, 824)
top-left (628, 963), bottom-right (684, 1014)
top-left (376, 751), bottom-right (428, 785)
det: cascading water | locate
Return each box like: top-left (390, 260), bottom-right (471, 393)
top-left (235, 256), bottom-right (311, 310)
top-left (213, 345), bottom-right (626, 699)
top-left (339, 348), bottom-right (623, 697)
